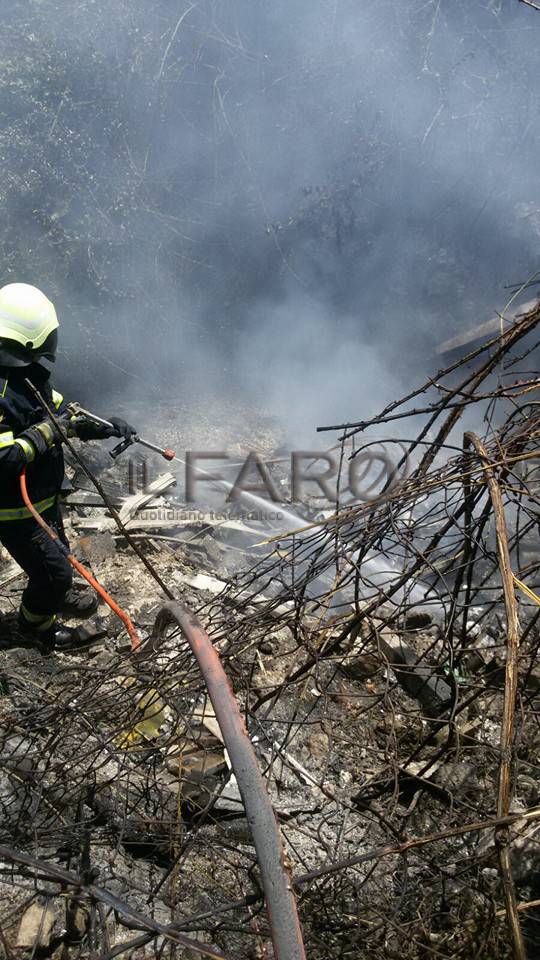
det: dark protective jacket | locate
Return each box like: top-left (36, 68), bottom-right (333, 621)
top-left (0, 363), bottom-right (67, 519)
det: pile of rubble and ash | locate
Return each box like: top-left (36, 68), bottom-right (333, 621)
top-left (1, 309), bottom-right (540, 959)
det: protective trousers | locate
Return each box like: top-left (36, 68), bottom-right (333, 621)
top-left (0, 503), bottom-right (72, 631)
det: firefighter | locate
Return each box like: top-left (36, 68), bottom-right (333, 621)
top-left (0, 282), bottom-right (136, 650)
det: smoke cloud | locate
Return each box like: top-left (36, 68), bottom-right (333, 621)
top-left (0, 0), bottom-right (538, 443)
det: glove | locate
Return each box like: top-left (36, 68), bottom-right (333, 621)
top-left (73, 418), bottom-right (111, 441)
top-left (19, 420), bottom-right (57, 458)
top-left (109, 417), bottom-right (137, 440)
top-left (73, 415), bottom-right (137, 442)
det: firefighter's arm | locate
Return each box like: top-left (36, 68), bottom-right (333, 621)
top-left (0, 406), bottom-right (56, 473)
top-left (0, 383), bottom-right (71, 470)
top-left (0, 425), bottom-right (29, 474)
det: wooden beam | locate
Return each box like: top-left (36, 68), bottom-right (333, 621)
top-left (437, 298), bottom-right (538, 354)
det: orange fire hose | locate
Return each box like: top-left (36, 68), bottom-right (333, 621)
top-left (20, 468), bottom-right (140, 650)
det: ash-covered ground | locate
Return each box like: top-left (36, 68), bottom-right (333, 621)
top-left (1, 335), bottom-right (540, 959)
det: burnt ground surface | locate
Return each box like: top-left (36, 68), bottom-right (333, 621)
top-left (0, 354), bottom-right (539, 959)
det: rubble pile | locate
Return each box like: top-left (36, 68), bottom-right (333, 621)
top-left (0, 303), bottom-right (539, 958)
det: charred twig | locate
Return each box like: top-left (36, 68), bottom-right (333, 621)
top-left (465, 433), bottom-right (526, 960)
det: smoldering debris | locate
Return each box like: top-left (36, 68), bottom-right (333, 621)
top-left (0, 306), bottom-right (539, 958)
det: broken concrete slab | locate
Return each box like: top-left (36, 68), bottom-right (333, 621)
top-left (174, 571), bottom-right (228, 595)
top-left (0, 558), bottom-right (24, 588)
top-left (16, 900), bottom-right (57, 949)
top-left (166, 750), bottom-right (227, 778)
top-left (75, 531), bottom-right (117, 563)
top-left (117, 472), bottom-right (177, 524)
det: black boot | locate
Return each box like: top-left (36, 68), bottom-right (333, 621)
top-left (17, 616), bottom-right (106, 652)
top-left (60, 588), bottom-right (99, 619)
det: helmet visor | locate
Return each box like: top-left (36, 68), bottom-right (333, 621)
top-left (0, 329), bottom-right (58, 367)
top-left (33, 328), bottom-right (58, 362)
